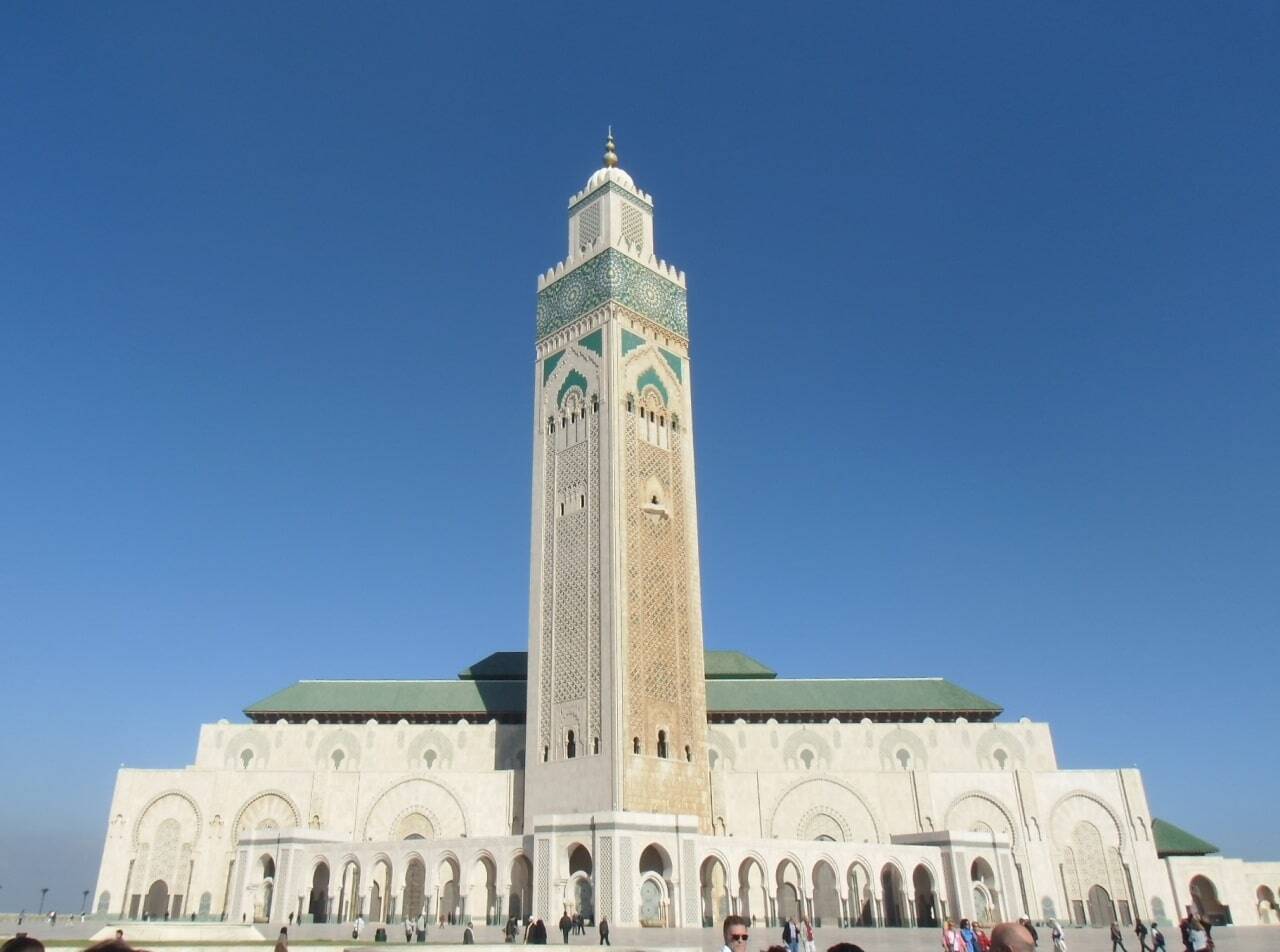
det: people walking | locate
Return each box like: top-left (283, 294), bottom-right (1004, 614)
top-left (559, 913), bottom-right (572, 944)
top-left (944, 919), bottom-right (967, 952)
top-left (1111, 921), bottom-right (1128, 952)
top-left (1136, 920), bottom-right (1149, 952)
top-left (961, 918), bottom-right (978, 952)
top-left (598, 916), bottom-right (610, 946)
top-left (802, 918), bottom-right (815, 952)
top-left (1050, 919), bottom-right (1067, 952)
top-left (1151, 923), bottom-right (1166, 952)
top-left (274, 927), bottom-right (288, 952)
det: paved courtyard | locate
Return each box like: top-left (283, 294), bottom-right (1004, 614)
top-left (2, 918), bottom-right (1275, 952)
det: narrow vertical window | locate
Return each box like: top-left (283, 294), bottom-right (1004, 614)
top-left (566, 731), bottom-right (576, 759)
top-left (593, 737), bottom-right (600, 755)
top-left (632, 737), bottom-right (641, 754)
top-left (657, 730), bottom-right (668, 759)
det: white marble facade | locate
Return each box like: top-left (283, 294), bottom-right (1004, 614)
top-left (92, 141), bottom-right (1280, 932)
top-left (93, 714), bottom-right (1280, 928)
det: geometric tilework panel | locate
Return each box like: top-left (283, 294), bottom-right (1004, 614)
top-left (537, 250), bottom-right (688, 340)
top-left (619, 838), bottom-right (634, 926)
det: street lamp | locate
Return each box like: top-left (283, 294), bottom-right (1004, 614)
top-left (82, 890), bottom-right (91, 915)
top-left (39, 888), bottom-right (49, 914)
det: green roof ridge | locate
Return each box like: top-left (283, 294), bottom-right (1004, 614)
top-left (1152, 817), bottom-right (1219, 857)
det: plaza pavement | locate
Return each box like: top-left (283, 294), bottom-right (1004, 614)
top-left (1, 918), bottom-right (1275, 952)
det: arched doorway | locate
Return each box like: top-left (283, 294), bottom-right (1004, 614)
top-left (1257, 886), bottom-right (1277, 925)
top-left (309, 862), bottom-right (330, 923)
top-left (639, 844), bottom-right (672, 927)
top-left (437, 857), bottom-right (460, 925)
top-left (566, 844), bottom-right (593, 922)
top-left (402, 857), bottom-right (426, 924)
top-left (881, 865), bottom-right (906, 927)
top-left (848, 863), bottom-right (874, 926)
top-left (143, 880), bottom-right (169, 920)
top-left (812, 862), bottom-right (840, 927)
top-left (369, 858), bottom-right (393, 922)
top-left (913, 865), bottom-right (939, 928)
top-left (1087, 885), bottom-right (1115, 926)
top-left (738, 858), bottom-right (767, 926)
top-left (701, 857), bottom-right (729, 927)
top-left (337, 859), bottom-right (361, 923)
top-left (256, 855), bottom-right (276, 922)
top-left (971, 858), bottom-right (1001, 924)
top-left (470, 856), bottom-right (498, 925)
top-left (508, 855), bottom-right (532, 922)
top-left (1189, 876), bottom-right (1228, 925)
top-left (776, 859), bottom-right (803, 923)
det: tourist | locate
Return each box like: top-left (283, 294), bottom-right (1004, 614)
top-left (559, 911), bottom-right (573, 943)
top-left (462, 924), bottom-right (474, 945)
top-left (990, 923), bottom-right (1036, 952)
top-left (960, 918), bottom-right (978, 952)
top-left (974, 921), bottom-right (991, 952)
top-left (1151, 923), bottom-right (1166, 952)
top-left (1, 936), bottom-right (46, 952)
top-left (721, 914), bottom-right (750, 952)
top-left (781, 917), bottom-right (795, 952)
top-left (825, 944), bottom-right (866, 952)
top-left (598, 916), bottom-right (609, 946)
top-left (404, 918), bottom-right (413, 942)
top-left (1020, 918), bottom-right (1039, 946)
top-left (533, 918), bottom-right (548, 944)
top-left (1110, 921), bottom-right (1128, 952)
top-left (1136, 919), bottom-right (1149, 952)
top-left (1185, 918), bottom-right (1209, 952)
top-left (943, 918), bottom-right (966, 952)
top-left (115, 931), bottom-right (125, 943)
top-left (417, 912), bottom-right (427, 942)
top-left (1050, 919), bottom-right (1067, 952)
top-left (802, 918), bottom-right (815, 952)
top-left (274, 927), bottom-right (288, 952)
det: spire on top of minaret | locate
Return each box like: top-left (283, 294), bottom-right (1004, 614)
top-left (603, 127), bottom-right (618, 168)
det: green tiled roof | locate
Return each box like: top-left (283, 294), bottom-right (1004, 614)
top-left (706, 678), bottom-right (1000, 716)
top-left (458, 649), bottom-right (775, 681)
top-left (458, 652), bottom-right (529, 681)
top-left (1152, 818), bottom-right (1219, 857)
top-left (704, 650), bottom-right (776, 679)
top-left (245, 679), bottom-right (526, 717)
top-left (246, 671), bottom-right (999, 722)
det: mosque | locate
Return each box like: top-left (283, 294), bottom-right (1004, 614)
top-left (93, 137), bottom-right (1279, 933)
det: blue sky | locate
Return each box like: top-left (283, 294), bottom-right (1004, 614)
top-left (2, 2), bottom-right (1277, 912)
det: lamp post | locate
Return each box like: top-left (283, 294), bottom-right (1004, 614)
top-left (39, 888), bottom-right (49, 914)
top-left (82, 890), bottom-right (91, 915)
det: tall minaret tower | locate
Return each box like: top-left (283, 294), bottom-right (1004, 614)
top-left (524, 134), bottom-right (711, 831)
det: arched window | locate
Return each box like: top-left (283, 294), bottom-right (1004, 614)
top-left (708, 749), bottom-right (719, 769)
top-left (566, 731), bottom-right (576, 759)
top-left (896, 748), bottom-right (912, 769)
top-left (657, 730), bottom-right (668, 759)
top-left (240, 749), bottom-right (254, 769)
top-left (423, 749), bottom-right (437, 769)
top-left (993, 749), bottom-right (1008, 769)
top-left (331, 749), bottom-right (345, 770)
top-left (799, 749), bottom-right (815, 770)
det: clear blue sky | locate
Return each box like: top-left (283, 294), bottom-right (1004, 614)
top-left (2, 2), bottom-right (1277, 913)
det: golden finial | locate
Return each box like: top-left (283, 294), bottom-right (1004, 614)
top-left (603, 127), bottom-right (618, 168)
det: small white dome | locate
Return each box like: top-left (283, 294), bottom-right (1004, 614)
top-left (585, 165), bottom-right (634, 192)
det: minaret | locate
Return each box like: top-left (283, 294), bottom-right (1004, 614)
top-left (524, 134), bottom-right (711, 829)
